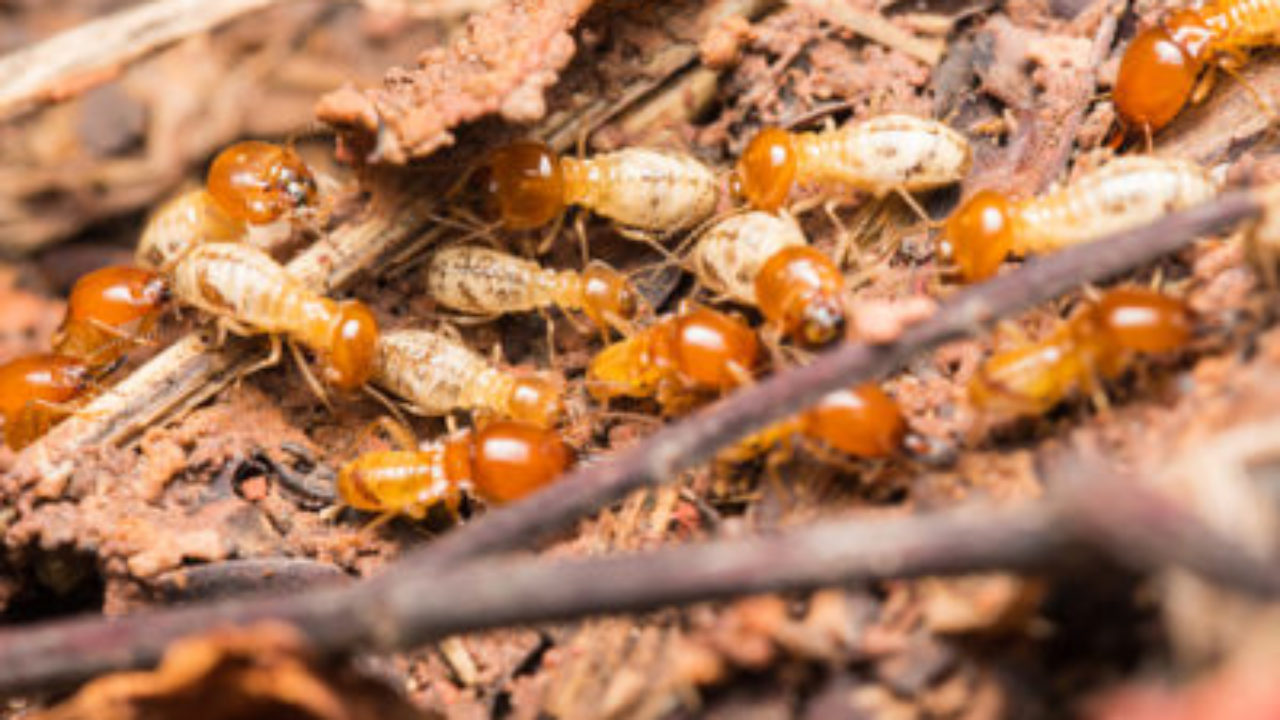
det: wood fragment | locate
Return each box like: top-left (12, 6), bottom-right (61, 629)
top-left (0, 468), bottom-right (1276, 694)
top-left (0, 0), bottom-right (287, 121)
top-left (793, 0), bottom-right (943, 66)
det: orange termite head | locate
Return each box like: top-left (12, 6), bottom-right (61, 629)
top-left (1090, 287), bottom-right (1193, 353)
top-left (483, 140), bottom-right (566, 230)
top-left (507, 373), bottom-right (567, 428)
top-left (801, 383), bottom-right (906, 458)
top-left (1113, 11), bottom-right (1214, 136)
top-left (581, 261), bottom-right (644, 331)
top-left (207, 141), bottom-right (318, 225)
top-left (733, 127), bottom-right (797, 212)
top-left (324, 300), bottom-right (380, 391)
top-left (939, 189), bottom-right (1016, 282)
top-left (666, 303), bottom-right (761, 390)
top-left (65, 266), bottom-right (169, 325)
top-left (469, 420), bottom-right (574, 504)
top-left (755, 246), bottom-right (847, 349)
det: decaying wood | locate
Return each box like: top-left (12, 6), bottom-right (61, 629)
top-left (317, 0), bottom-right (777, 163)
top-left (0, 459), bottom-right (1276, 695)
top-left (0, 0), bottom-right (287, 121)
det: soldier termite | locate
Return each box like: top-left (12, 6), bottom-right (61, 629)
top-left (938, 156), bottom-right (1219, 282)
top-left (0, 353), bottom-right (95, 450)
top-left (970, 287), bottom-right (1193, 418)
top-left (170, 243), bottom-right (379, 393)
top-left (587, 302), bottom-right (761, 412)
top-left (373, 328), bottom-right (566, 428)
top-left (206, 140), bottom-right (319, 226)
top-left (337, 418), bottom-right (574, 523)
top-left (691, 211), bottom-right (848, 348)
top-left (730, 383), bottom-right (907, 462)
top-left (422, 244), bottom-right (645, 335)
top-left (1113, 0), bottom-right (1280, 138)
top-left (53, 266), bottom-right (169, 368)
top-left (732, 114), bottom-right (972, 214)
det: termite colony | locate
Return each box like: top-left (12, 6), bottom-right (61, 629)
top-left (11, 3), bottom-right (1254, 536)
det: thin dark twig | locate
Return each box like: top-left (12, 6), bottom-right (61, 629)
top-left (0, 192), bottom-right (1262, 695)
top-left (2, 471), bottom-right (1278, 694)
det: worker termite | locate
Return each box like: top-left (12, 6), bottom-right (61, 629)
top-left (0, 353), bottom-right (94, 450)
top-left (53, 266), bottom-right (169, 367)
top-left (373, 329), bottom-right (566, 428)
top-left (588, 302), bottom-right (761, 411)
top-left (171, 243), bottom-right (379, 392)
top-left (422, 245), bottom-right (645, 334)
top-left (732, 114), bottom-right (972, 213)
top-left (337, 419), bottom-right (574, 522)
top-left (970, 287), bottom-right (1193, 417)
top-left (206, 140), bottom-right (319, 225)
top-left (734, 383), bottom-right (907, 462)
top-left (136, 189), bottom-right (247, 272)
top-left (938, 156), bottom-right (1219, 282)
top-left (482, 140), bottom-right (720, 234)
top-left (1113, 0), bottom-right (1280, 138)
top-left (691, 211), bottom-right (847, 348)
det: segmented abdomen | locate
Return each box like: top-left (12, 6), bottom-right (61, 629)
top-left (424, 245), bottom-right (556, 315)
top-left (563, 149), bottom-right (720, 232)
top-left (799, 114), bottom-right (972, 196)
top-left (693, 211), bottom-right (807, 305)
top-left (172, 243), bottom-right (309, 335)
top-left (137, 190), bottom-right (245, 272)
top-left (1015, 157), bottom-right (1218, 253)
top-left (1207, 0), bottom-right (1280, 47)
top-left (373, 329), bottom-right (508, 416)
top-left (338, 449), bottom-right (451, 514)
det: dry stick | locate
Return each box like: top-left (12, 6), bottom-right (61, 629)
top-left (3, 469), bottom-right (1279, 694)
top-left (0, 192), bottom-right (1263, 695)
top-left (0, 0), bottom-right (289, 120)
top-left (385, 189), bottom-right (1263, 575)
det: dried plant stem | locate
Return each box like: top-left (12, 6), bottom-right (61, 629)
top-left (0, 472), bottom-right (1277, 694)
top-left (0, 0), bottom-right (288, 120)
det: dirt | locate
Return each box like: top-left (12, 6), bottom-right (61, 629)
top-left (5, 0), bottom-right (1280, 717)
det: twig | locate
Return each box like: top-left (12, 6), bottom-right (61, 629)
top-left (793, 0), bottom-right (944, 65)
top-left (1, 469), bottom-right (1277, 694)
top-left (390, 190), bottom-right (1262, 574)
top-left (0, 0), bottom-right (288, 120)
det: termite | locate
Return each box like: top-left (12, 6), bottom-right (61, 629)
top-left (0, 353), bottom-right (94, 450)
top-left (735, 384), bottom-right (907, 461)
top-left (136, 189), bottom-right (247, 272)
top-left (482, 140), bottom-right (720, 234)
top-left (691, 211), bottom-right (847, 348)
top-left (587, 301), bottom-right (761, 411)
top-left (373, 329), bottom-right (566, 428)
top-left (938, 156), bottom-right (1219, 282)
top-left (52, 266), bottom-right (169, 367)
top-left (206, 140), bottom-right (318, 225)
top-left (732, 114), bottom-right (972, 213)
top-left (337, 419), bottom-right (574, 522)
top-left (171, 243), bottom-right (379, 392)
top-left (970, 287), bottom-right (1193, 417)
top-left (422, 245), bottom-right (644, 334)
top-left (1113, 0), bottom-right (1280, 137)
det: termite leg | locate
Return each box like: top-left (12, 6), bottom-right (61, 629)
top-left (362, 383), bottom-right (412, 430)
top-left (536, 213), bottom-right (566, 256)
top-left (825, 199), bottom-right (861, 269)
top-left (572, 213), bottom-right (591, 267)
top-left (1219, 59), bottom-right (1278, 123)
top-left (286, 339), bottom-right (333, 410)
top-left (615, 226), bottom-right (682, 264)
top-left (235, 333), bottom-right (284, 391)
top-left (892, 187), bottom-right (937, 227)
top-left (359, 510), bottom-right (400, 536)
